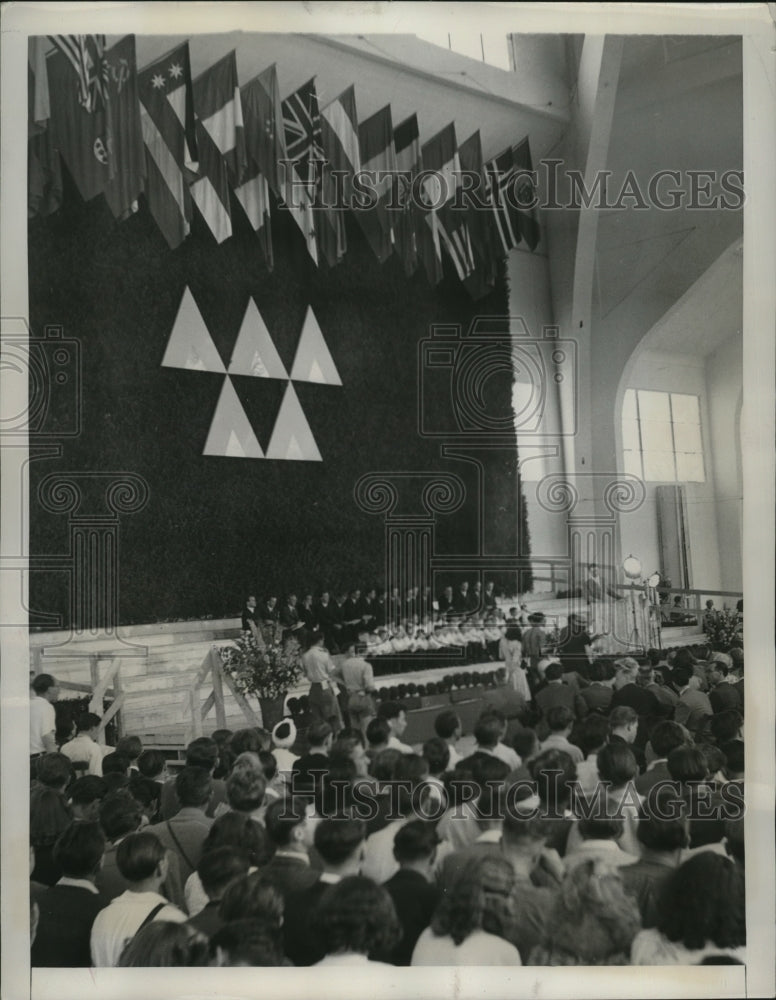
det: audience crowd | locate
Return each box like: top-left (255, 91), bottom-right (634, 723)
top-left (29, 631), bottom-right (745, 969)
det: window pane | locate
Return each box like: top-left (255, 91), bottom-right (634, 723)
top-left (622, 418), bottom-right (641, 451)
top-left (643, 450), bottom-right (676, 481)
top-left (640, 419), bottom-right (674, 453)
top-left (673, 420), bottom-right (702, 453)
top-left (623, 450), bottom-right (642, 478)
top-left (638, 390), bottom-right (671, 422)
top-left (670, 393), bottom-right (700, 425)
top-left (622, 389), bottom-right (637, 422)
top-left (676, 451), bottom-right (705, 482)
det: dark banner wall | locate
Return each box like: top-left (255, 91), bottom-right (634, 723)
top-left (28, 172), bottom-right (530, 626)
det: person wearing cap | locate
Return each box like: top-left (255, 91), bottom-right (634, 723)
top-left (271, 720), bottom-right (299, 782)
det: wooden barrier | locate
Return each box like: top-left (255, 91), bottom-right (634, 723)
top-left (182, 646), bottom-right (261, 743)
top-left (55, 653), bottom-right (127, 745)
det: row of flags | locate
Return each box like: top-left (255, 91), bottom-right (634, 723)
top-left (28, 35), bottom-right (541, 299)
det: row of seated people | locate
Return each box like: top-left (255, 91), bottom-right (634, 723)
top-left (30, 687), bottom-right (745, 969)
top-left (241, 581), bottom-right (511, 651)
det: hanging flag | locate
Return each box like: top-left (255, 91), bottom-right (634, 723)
top-left (191, 55), bottom-right (240, 244)
top-left (458, 130), bottom-right (498, 299)
top-left (29, 37), bottom-right (51, 136)
top-left (355, 105), bottom-right (395, 263)
top-left (392, 113), bottom-right (421, 276)
top-left (420, 123), bottom-right (476, 287)
top-left (484, 144), bottom-right (522, 256)
top-left (48, 35), bottom-right (109, 114)
top-left (138, 42), bottom-right (198, 249)
top-left (242, 65), bottom-right (285, 200)
top-left (280, 78), bottom-right (322, 264)
top-left (47, 38), bottom-right (113, 202)
top-left (512, 137), bottom-right (541, 251)
top-left (318, 85), bottom-right (360, 267)
top-left (233, 166), bottom-right (273, 267)
top-left (28, 37), bottom-right (61, 218)
top-left (103, 35), bottom-right (145, 221)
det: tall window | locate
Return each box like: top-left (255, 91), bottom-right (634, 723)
top-left (622, 389), bottom-right (705, 482)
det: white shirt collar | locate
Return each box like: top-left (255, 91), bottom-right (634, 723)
top-left (475, 829), bottom-right (502, 844)
top-left (319, 871), bottom-right (342, 884)
top-left (57, 876), bottom-right (99, 894)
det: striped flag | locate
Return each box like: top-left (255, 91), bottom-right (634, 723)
top-left (392, 113), bottom-right (421, 276)
top-left (241, 65), bottom-right (285, 200)
top-left (420, 123), bottom-right (476, 286)
top-left (103, 35), bottom-right (146, 221)
top-left (484, 144), bottom-right (521, 255)
top-left (280, 78), bottom-right (322, 264)
top-left (191, 53), bottom-right (244, 243)
top-left (512, 137), bottom-right (541, 251)
top-left (49, 35), bottom-right (109, 113)
top-left (138, 43), bottom-right (198, 249)
top-left (318, 85), bottom-right (360, 267)
top-left (457, 130), bottom-right (498, 299)
top-left (355, 105), bottom-right (395, 263)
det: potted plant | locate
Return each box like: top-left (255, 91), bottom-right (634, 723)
top-left (220, 625), bottom-right (304, 730)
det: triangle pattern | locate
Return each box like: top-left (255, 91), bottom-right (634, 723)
top-left (162, 287), bottom-right (225, 373)
top-left (228, 299), bottom-right (288, 379)
top-left (266, 382), bottom-right (322, 461)
top-left (290, 306), bottom-right (342, 385)
top-left (203, 377), bottom-right (264, 459)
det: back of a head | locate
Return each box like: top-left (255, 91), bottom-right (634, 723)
top-left (102, 752), bottom-right (131, 777)
top-left (36, 752), bottom-right (73, 790)
top-left (637, 792), bottom-right (689, 853)
top-left (175, 766), bottom-right (213, 809)
top-left (202, 811), bottom-right (273, 868)
top-left (434, 710), bottom-right (461, 741)
top-left (307, 721), bottom-right (333, 747)
top-left (422, 736), bottom-right (450, 775)
top-left (52, 820), bottom-right (105, 878)
top-left (76, 711), bottom-right (102, 735)
top-left (544, 662), bottom-right (563, 682)
top-left (69, 775), bottom-right (108, 808)
top-left (219, 872), bottom-right (284, 925)
top-left (209, 918), bottom-right (284, 966)
top-left (370, 748), bottom-right (403, 782)
top-left (377, 700), bottom-right (404, 723)
top-left (546, 705), bottom-right (574, 734)
top-left (608, 706), bottom-right (637, 732)
top-left (313, 876), bottom-right (401, 957)
top-left (366, 717), bottom-right (391, 748)
top-left (671, 667), bottom-right (692, 690)
top-left (226, 758), bottom-right (266, 812)
top-left (137, 749), bottom-right (166, 780)
top-left (263, 796), bottom-right (308, 847)
top-left (230, 727), bottom-right (271, 757)
top-left (473, 715), bottom-right (502, 749)
top-left (116, 831), bottom-right (166, 882)
top-left (185, 737), bottom-right (219, 772)
top-left (433, 854), bottom-right (515, 946)
top-left (512, 727), bottom-right (539, 762)
top-left (529, 748), bottom-right (577, 809)
top-left (720, 740), bottom-right (744, 777)
top-left (30, 786), bottom-right (73, 846)
top-left (575, 715), bottom-right (609, 757)
top-left (656, 852), bottom-right (745, 951)
top-left (710, 711), bottom-right (743, 745)
top-left (32, 673), bottom-right (56, 696)
top-left (116, 735), bottom-right (143, 762)
top-left (501, 799), bottom-right (549, 848)
top-left (577, 815), bottom-right (625, 842)
top-left (197, 845), bottom-right (250, 900)
top-left (119, 921), bottom-right (210, 968)
top-left (596, 743), bottom-right (638, 786)
top-left (667, 746), bottom-right (708, 783)
top-left (314, 817), bottom-right (366, 867)
top-left (587, 660), bottom-right (607, 683)
top-left (99, 789), bottom-right (142, 840)
top-left (648, 721), bottom-right (687, 759)
top-left (392, 819), bottom-right (439, 865)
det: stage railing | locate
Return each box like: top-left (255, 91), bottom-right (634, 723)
top-left (182, 645), bottom-right (260, 743)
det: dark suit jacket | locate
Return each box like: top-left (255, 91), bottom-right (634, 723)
top-left (579, 683), bottom-right (613, 715)
top-left (383, 869), bottom-right (438, 966)
top-left (534, 682), bottom-right (587, 721)
top-left (160, 776), bottom-right (227, 821)
top-left (634, 760), bottom-right (672, 797)
top-left (31, 883), bottom-right (109, 967)
top-left (187, 899), bottom-right (224, 939)
top-left (709, 683), bottom-right (742, 714)
top-left (260, 853), bottom-right (319, 899)
top-left (282, 878), bottom-right (329, 966)
top-left (241, 605), bottom-right (258, 631)
top-left (146, 808), bottom-right (213, 883)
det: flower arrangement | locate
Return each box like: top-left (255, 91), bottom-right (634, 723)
top-left (704, 608), bottom-right (742, 652)
top-left (220, 625), bottom-right (304, 700)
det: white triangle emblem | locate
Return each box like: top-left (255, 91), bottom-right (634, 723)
top-left (203, 377), bottom-right (264, 459)
top-left (266, 383), bottom-right (322, 462)
top-left (162, 287), bottom-right (225, 373)
top-left (228, 299), bottom-right (288, 379)
top-left (290, 306), bottom-right (341, 385)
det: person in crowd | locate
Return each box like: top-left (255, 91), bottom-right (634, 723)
top-left (118, 920), bottom-right (210, 967)
top-left (573, 714), bottom-right (610, 796)
top-left (631, 852), bottom-right (746, 964)
top-left (534, 662), bottom-right (588, 724)
top-left (31, 821), bottom-right (109, 967)
top-left (383, 820), bottom-right (440, 966)
top-left (538, 706), bottom-right (584, 766)
top-left (314, 590), bottom-right (339, 651)
top-left (186, 847), bottom-right (250, 939)
top-left (611, 658), bottom-right (662, 720)
top-left (101, 752), bottom-right (131, 792)
top-left (115, 736), bottom-right (143, 773)
top-left (282, 817), bottom-right (367, 966)
top-left (434, 710), bottom-right (463, 769)
top-left (709, 710), bottom-right (743, 747)
top-left (260, 797), bottom-right (320, 898)
top-left (291, 721), bottom-right (333, 793)
top-left (473, 712), bottom-right (522, 771)
top-left (528, 749), bottom-right (578, 857)
top-left (209, 918), bottom-right (286, 966)
top-left (216, 752), bottom-right (269, 825)
top-left (521, 613), bottom-right (548, 681)
top-left (592, 743), bottom-right (643, 856)
top-left (437, 754), bottom-right (509, 853)
top-left (146, 766), bottom-right (214, 883)
top-left (270, 719), bottom-right (299, 781)
top-left (218, 871), bottom-right (285, 946)
top-left (620, 791), bottom-right (690, 928)
top-left (578, 659), bottom-right (614, 715)
top-left (412, 855), bottom-right (522, 966)
top-left (90, 832), bottom-right (188, 967)
top-left (512, 728), bottom-right (540, 773)
top-left (557, 613), bottom-right (593, 680)
top-left (564, 816), bottom-right (639, 873)
top-left (499, 624), bottom-right (527, 697)
top-left (59, 712), bottom-right (104, 776)
top-left (337, 641), bottom-right (378, 738)
top-left (160, 737), bottom-right (227, 820)
top-left (437, 781), bottom-right (505, 890)
top-left (673, 667), bottom-right (713, 733)
top-left (707, 659), bottom-right (743, 714)
top-left (279, 593), bottom-right (304, 638)
top-left (420, 737), bottom-right (450, 812)
top-left (30, 674), bottom-right (60, 772)
top-left (529, 860), bottom-right (641, 966)
top-left (210, 729), bottom-right (233, 780)
top-left (129, 773), bottom-right (163, 824)
top-left (720, 739), bottom-right (745, 786)
top-left (377, 701), bottom-right (413, 754)
top-left (30, 784), bottom-right (73, 886)
top-left (607, 705), bottom-right (646, 772)
top-left (638, 660), bottom-right (678, 713)
top-left (635, 721), bottom-right (687, 796)
top-left (361, 754), bottom-right (431, 884)
top-left (97, 790), bottom-right (144, 900)
top-left (365, 717), bottom-right (392, 762)
top-left (137, 749), bottom-right (168, 785)
top-left (311, 876), bottom-right (401, 967)
top-left (69, 775), bottom-right (108, 822)
top-left (302, 632), bottom-right (343, 730)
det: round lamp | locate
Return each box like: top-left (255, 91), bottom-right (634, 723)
top-left (622, 554), bottom-right (643, 580)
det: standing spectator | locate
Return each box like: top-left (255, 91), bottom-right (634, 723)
top-left (534, 662), bottom-right (588, 725)
top-left (572, 714), bottom-right (610, 796)
top-left (209, 919), bottom-right (285, 967)
top-left (557, 613), bottom-right (593, 680)
top-left (292, 721), bottom-right (333, 793)
top-left (673, 667), bottom-right (713, 734)
top-left (30, 674), bottom-right (60, 774)
top-left (137, 749), bottom-right (168, 785)
top-left (383, 821), bottom-right (440, 966)
top-left (68, 775), bottom-right (108, 822)
top-left (118, 921), bottom-right (210, 967)
top-left (302, 633), bottom-right (343, 730)
top-left (521, 613), bottom-right (548, 680)
top-left (473, 712), bottom-right (522, 771)
top-left (433, 710), bottom-right (463, 769)
top-left (260, 797), bottom-right (320, 898)
top-left (97, 790), bottom-right (144, 900)
top-left (186, 847), bottom-right (250, 939)
top-left (115, 736), bottom-right (143, 774)
top-left (312, 876), bottom-right (401, 967)
top-left (707, 659), bottom-right (742, 714)
top-left (499, 805), bottom-right (557, 963)
top-left (90, 832), bottom-right (187, 967)
top-left (31, 821), bottom-right (109, 967)
top-left (160, 737), bottom-right (226, 820)
top-left (337, 641), bottom-right (378, 738)
top-left (361, 755), bottom-right (430, 884)
top-left (635, 721), bottom-right (687, 797)
top-left (538, 706), bottom-right (584, 766)
top-left (607, 706), bottom-right (646, 772)
top-left (377, 701), bottom-right (413, 754)
top-left (564, 817), bottom-right (638, 873)
top-left (146, 767), bottom-right (214, 883)
top-left (499, 625), bottom-right (527, 698)
top-left (437, 783), bottom-right (505, 891)
top-left (60, 712), bottom-right (104, 776)
top-left (420, 737), bottom-right (450, 812)
top-left (30, 784), bottom-right (73, 886)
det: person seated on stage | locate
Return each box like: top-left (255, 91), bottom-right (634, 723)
top-left (314, 590), bottom-right (338, 650)
top-left (377, 701), bottom-right (413, 755)
top-left (342, 589), bottom-right (363, 644)
top-left (298, 593), bottom-right (318, 636)
top-left (434, 710), bottom-right (463, 770)
top-left (437, 586), bottom-right (455, 619)
top-left (60, 712), bottom-right (104, 777)
top-left (241, 595), bottom-right (259, 635)
top-left (279, 593), bottom-right (304, 637)
top-left (257, 595), bottom-right (279, 628)
top-left (373, 590), bottom-right (388, 630)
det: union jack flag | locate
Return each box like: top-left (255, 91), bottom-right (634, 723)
top-left (281, 78), bottom-right (324, 191)
top-left (49, 35), bottom-right (109, 113)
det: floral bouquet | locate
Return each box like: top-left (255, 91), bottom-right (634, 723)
top-left (704, 608), bottom-right (743, 652)
top-left (220, 624), bottom-right (304, 700)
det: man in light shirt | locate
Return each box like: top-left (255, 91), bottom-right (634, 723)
top-left (302, 633), bottom-right (343, 730)
top-left (538, 706), bottom-right (585, 766)
top-left (30, 673), bottom-right (60, 773)
top-left (61, 711), bottom-right (104, 776)
top-left (473, 713), bottom-right (521, 772)
top-left (377, 701), bottom-right (414, 754)
top-left (90, 831), bottom-right (186, 966)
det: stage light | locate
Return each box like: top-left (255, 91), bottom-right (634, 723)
top-left (622, 554), bottom-right (643, 580)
